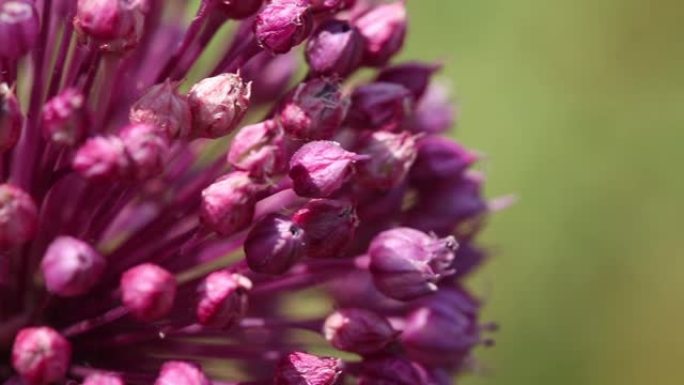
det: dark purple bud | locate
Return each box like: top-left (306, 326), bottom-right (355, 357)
top-left (197, 271), bottom-right (252, 328)
top-left (11, 327), bottom-right (71, 385)
top-left (306, 19), bottom-right (363, 77)
top-left (278, 78), bottom-right (349, 140)
top-left (0, 0), bottom-right (39, 59)
top-left (154, 361), bottom-right (210, 385)
top-left (289, 141), bottom-right (363, 198)
top-left (40, 236), bottom-right (106, 297)
top-left (358, 357), bottom-right (433, 385)
top-left (188, 73), bottom-right (251, 138)
top-left (245, 214), bottom-right (306, 275)
top-left (0, 83), bottom-right (22, 153)
top-left (227, 119), bottom-right (286, 178)
top-left (356, 131), bottom-right (417, 189)
top-left (0, 184), bottom-right (38, 249)
top-left (200, 171), bottom-right (266, 236)
top-left (72, 135), bottom-right (132, 181)
top-left (323, 308), bottom-right (396, 355)
top-left (310, 0), bottom-right (356, 13)
top-left (254, 0), bottom-right (313, 54)
top-left (368, 227), bottom-right (457, 301)
top-left (405, 84), bottom-right (456, 134)
top-left (129, 80), bottom-right (192, 140)
top-left (120, 263), bottom-right (176, 322)
top-left (212, 0), bottom-right (263, 19)
top-left (74, 0), bottom-right (144, 51)
top-left (292, 199), bottom-right (358, 258)
top-left (242, 51), bottom-right (298, 105)
top-left (274, 352), bottom-right (342, 385)
top-left (452, 243), bottom-right (487, 278)
top-left (377, 62), bottom-right (441, 100)
top-left (353, 1), bottom-right (407, 67)
top-left (82, 373), bottom-right (125, 385)
top-left (41, 88), bottom-right (87, 147)
top-left (119, 123), bottom-right (170, 180)
top-left (410, 136), bottom-right (477, 182)
top-left (345, 82), bottom-right (413, 132)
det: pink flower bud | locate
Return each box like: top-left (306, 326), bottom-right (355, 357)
top-left (310, 0), bottom-right (356, 14)
top-left (242, 51), bottom-right (298, 105)
top-left (200, 171), bottom-right (266, 236)
top-left (41, 88), bottom-right (87, 147)
top-left (74, 0), bottom-right (141, 41)
top-left (227, 120), bottom-right (286, 178)
top-left (40, 236), bottom-right (106, 297)
top-left (292, 199), bottom-right (358, 259)
top-left (376, 62), bottom-right (441, 100)
top-left (410, 136), bottom-right (477, 182)
top-left (368, 227), bottom-right (457, 301)
top-left (323, 308), bottom-right (396, 355)
top-left (278, 78), bottom-right (349, 140)
top-left (345, 82), bottom-right (413, 132)
top-left (306, 19), bottom-right (363, 77)
top-left (82, 373), bottom-right (125, 385)
top-left (289, 141), bottom-right (362, 198)
top-left (358, 357), bottom-right (433, 385)
top-left (353, 1), bottom-right (407, 66)
top-left (129, 80), bottom-right (192, 140)
top-left (356, 131), bottom-right (417, 189)
top-left (73, 135), bottom-right (132, 181)
top-left (0, 184), bottom-right (38, 249)
top-left (0, 83), bottom-right (23, 153)
top-left (406, 84), bottom-right (456, 134)
top-left (188, 73), bottom-right (251, 138)
top-left (11, 327), bottom-right (71, 385)
top-left (245, 214), bottom-right (306, 275)
top-left (274, 352), bottom-right (342, 385)
top-left (154, 361), bottom-right (210, 385)
top-left (120, 263), bottom-right (176, 322)
top-left (197, 271), bottom-right (252, 328)
top-left (254, 0), bottom-right (313, 54)
top-left (212, 0), bottom-right (263, 19)
top-left (0, 0), bottom-right (39, 59)
top-left (119, 123), bottom-right (170, 180)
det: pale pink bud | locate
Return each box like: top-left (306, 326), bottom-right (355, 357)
top-left (73, 135), bottom-right (132, 181)
top-left (0, 83), bottom-right (22, 153)
top-left (154, 361), bottom-right (210, 385)
top-left (200, 172), bottom-right (266, 236)
top-left (354, 1), bottom-right (407, 66)
top-left (274, 352), bottom-right (342, 385)
top-left (196, 271), bottom-right (252, 328)
top-left (289, 141), bottom-right (363, 198)
top-left (0, 184), bottom-right (38, 249)
top-left (120, 263), bottom-right (176, 322)
top-left (119, 123), bottom-right (170, 180)
top-left (227, 119), bottom-right (286, 178)
top-left (254, 0), bottom-right (313, 54)
top-left (11, 327), bottom-right (71, 385)
top-left (188, 73), bottom-right (251, 138)
top-left (323, 308), bottom-right (397, 355)
top-left (356, 131), bottom-right (417, 189)
top-left (41, 88), bottom-right (87, 146)
top-left (74, 0), bottom-right (145, 52)
top-left (129, 80), bottom-right (192, 140)
top-left (41, 236), bottom-right (106, 297)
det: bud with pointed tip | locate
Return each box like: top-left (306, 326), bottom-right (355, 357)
top-left (213, 0), bottom-right (263, 19)
top-left (356, 131), bottom-right (417, 189)
top-left (0, 83), bottom-right (22, 153)
top-left (73, 135), bottom-right (132, 181)
top-left (306, 19), bottom-right (363, 77)
top-left (121, 263), bottom-right (176, 322)
top-left (41, 236), bottom-right (106, 297)
top-left (200, 171), bottom-right (266, 236)
top-left (353, 1), bottom-right (407, 66)
top-left (11, 327), bottom-right (71, 385)
top-left (197, 271), bottom-right (252, 328)
top-left (274, 352), bottom-right (342, 385)
top-left (188, 73), bottom-right (251, 138)
top-left (289, 141), bottom-right (363, 198)
top-left (293, 199), bottom-right (358, 259)
top-left (377, 62), bottom-right (441, 100)
top-left (227, 120), bottom-right (286, 178)
top-left (245, 214), bottom-right (306, 275)
top-left (345, 82), bottom-right (413, 132)
top-left (129, 80), bottom-right (192, 140)
top-left (0, 0), bottom-right (39, 59)
top-left (42, 88), bottom-right (87, 146)
top-left (410, 136), bottom-right (477, 182)
top-left (119, 123), bottom-right (170, 180)
top-left (154, 361), bottom-right (210, 385)
top-left (254, 0), bottom-right (313, 54)
top-left (82, 373), bottom-right (125, 385)
top-left (323, 308), bottom-right (396, 355)
top-left (0, 184), bottom-right (38, 249)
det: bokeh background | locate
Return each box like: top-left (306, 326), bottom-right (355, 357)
top-left (402, 1), bottom-right (684, 385)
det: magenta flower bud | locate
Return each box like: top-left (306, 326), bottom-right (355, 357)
top-left (242, 51), bottom-right (298, 105)
top-left (310, 0), bottom-right (356, 13)
top-left (11, 327), bottom-right (71, 385)
top-left (368, 227), bottom-right (457, 301)
top-left (305, 19), bottom-right (363, 77)
top-left (0, 83), bottom-right (22, 153)
top-left (120, 263), bottom-right (176, 322)
top-left (154, 361), bottom-right (210, 385)
top-left (74, 0), bottom-right (140, 41)
top-left (410, 136), bottom-right (477, 182)
top-left (354, 1), bottom-right (407, 67)
top-left (278, 78), bottom-right (349, 140)
top-left (227, 120), bottom-right (286, 178)
top-left (0, 184), bottom-right (38, 249)
top-left (289, 141), bottom-right (362, 198)
top-left (292, 199), bottom-right (358, 258)
top-left (73, 135), bottom-right (131, 181)
top-left (356, 131), bottom-right (417, 189)
top-left (0, 0), bottom-right (39, 59)
top-left (188, 73), bottom-right (251, 138)
top-left (245, 214), bottom-right (306, 275)
top-left (41, 88), bottom-right (87, 147)
top-left (323, 308), bottom-right (396, 355)
top-left (274, 352), bottom-right (342, 385)
top-left (40, 236), bottom-right (106, 297)
top-left (197, 271), bottom-right (252, 328)
top-left (376, 62), bottom-right (441, 100)
top-left (212, 0), bottom-right (263, 19)
top-left (129, 80), bottom-right (192, 140)
top-left (358, 357), bottom-right (433, 385)
top-left (119, 123), bottom-right (170, 180)
top-left (345, 82), bottom-right (413, 132)
top-left (82, 373), bottom-right (125, 385)
top-left (405, 84), bottom-right (456, 134)
top-left (200, 171), bottom-right (266, 236)
top-left (254, 0), bottom-right (313, 54)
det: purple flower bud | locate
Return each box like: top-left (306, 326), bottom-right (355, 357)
top-left (0, 184), bottom-right (38, 249)
top-left (82, 373), bottom-right (125, 385)
top-left (200, 171), bottom-right (266, 236)
top-left (254, 0), bottom-right (313, 54)
top-left (289, 141), bottom-right (362, 198)
top-left (323, 308), bottom-right (396, 355)
top-left (278, 78), bottom-right (349, 140)
top-left (197, 271), bottom-right (252, 328)
top-left (0, 0), bottom-right (39, 59)
top-left (274, 352), bottom-right (342, 385)
top-left (129, 80), bottom-right (192, 140)
top-left (212, 0), bottom-right (263, 19)
top-left (119, 123), bottom-right (170, 180)
top-left (40, 236), bottom-right (106, 297)
top-left (227, 120), bottom-right (286, 178)
top-left (357, 357), bottom-right (433, 385)
top-left (405, 84), bottom-right (456, 134)
top-left (306, 19), bottom-right (363, 77)
top-left (0, 83), bottom-right (22, 153)
top-left (73, 135), bottom-right (132, 181)
top-left (74, 0), bottom-right (144, 51)
top-left (345, 82), bottom-right (413, 132)
top-left (11, 327), bottom-right (71, 385)
top-left (242, 51), bottom-right (298, 105)
top-left (292, 199), bottom-right (358, 258)
top-left (154, 361), bottom-right (210, 385)
top-left (368, 227), bottom-right (457, 301)
top-left (41, 88), bottom-right (87, 147)
top-left (245, 214), bottom-right (306, 275)
top-left (410, 136), bottom-right (477, 182)
top-left (356, 131), bottom-right (417, 189)
top-left (353, 1), bottom-right (407, 67)
top-left (452, 243), bottom-right (486, 278)
top-left (377, 62), bottom-right (441, 100)
top-left (120, 263), bottom-right (176, 322)
top-left (188, 73), bottom-right (251, 138)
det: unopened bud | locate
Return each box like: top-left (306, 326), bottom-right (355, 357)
top-left (1, 83), bottom-right (22, 153)
top-left (358, 357), bottom-right (433, 385)
top-left (129, 80), bottom-right (192, 140)
top-left (345, 82), bottom-right (413, 132)
top-left (274, 352), bottom-right (342, 385)
top-left (406, 84), bottom-right (456, 134)
top-left (323, 308), bottom-right (396, 355)
top-left (0, 184), bottom-right (38, 249)
top-left (188, 73), bottom-right (251, 138)
top-left (74, 0), bottom-right (144, 52)
top-left (82, 373), bottom-right (125, 385)
top-left (227, 120), bottom-right (286, 178)
top-left (306, 19), bottom-right (363, 77)
top-left (119, 123), bottom-right (170, 180)
top-left (41, 88), bottom-right (87, 146)
top-left (200, 172), bottom-right (266, 236)
top-left (356, 131), bottom-right (417, 189)
top-left (197, 271), bottom-right (252, 328)
top-left (293, 199), bottom-right (358, 258)
top-left (120, 263), bottom-right (176, 322)
top-left (289, 141), bottom-right (362, 198)
top-left (11, 327), bottom-right (71, 385)
top-left (73, 135), bottom-right (131, 181)
top-left (377, 62), bottom-right (440, 100)
top-left (254, 0), bottom-right (313, 54)
top-left (0, 0), bottom-right (39, 59)
top-left (353, 1), bottom-right (407, 66)
top-left (410, 136), bottom-right (477, 182)
top-left (41, 236), bottom-right (106, 297)
top-left (154, 361), bottom-right (210, 385)
top-left (245, 214), bottom-right (306, 275)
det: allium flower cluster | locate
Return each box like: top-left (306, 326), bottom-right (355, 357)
top-left (0, 0), bottom-right (498, 384)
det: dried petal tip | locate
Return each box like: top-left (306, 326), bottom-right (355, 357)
top-left (0, 83), bottom-right (23, 153)
top-left (41, 236), bottom-right (106, 297)
top-left (129, 80), bottom-right (192, 140)
top-left (356, 131), bottom-right (418, 190)
top-left (188, 73), bottom-right (251, 138)
top-left (197, 271), bottom-right (252, 329)
top-left (42, 88), bottom-right (87, 146)
top-left (354, 1), bottom-right (407, 67)
top-left (11, 327), bottom-right (72, 385)
top-left (323, 308), bottom-right (397, 355)
top-left (346, 82), bottom-right (413, 132)
top-left (72, 135), bottom-right (131, 181)
top-left (121, 263), bottom-right (176, 322)
top-left (254, 0), bottom-right (313, 54)
top-left (306, 19), bottom-right (363, 77)
top-left (293, 199), bottom-right (359, 259)
top-left (154, 361), bottom-right (210, 385)
top-left (0, 184), bottom-right (38, 249)
top-left (245, 214), bottom-right (306, 275)
top-left (82, 373), bottom-right (125, 385)
top-left (200, 172), bottom-right (266, 236)
top-left (274, 352), bottom-right (342, 385)
top-left (227, 120), bottom-right (286, 178)
top-left (289, 141), bottom-right (363, 198)
top-left (212, 0), bottom-right (263, 19)
top-left (119, 123), bottom-right (170, 180)
top-left (0, 0), bottom-right (39, 59)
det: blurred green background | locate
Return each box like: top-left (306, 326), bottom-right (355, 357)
top-left (402, 1), bottom-right (684, 384)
